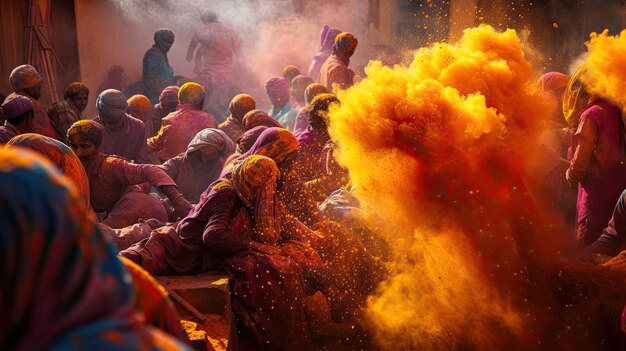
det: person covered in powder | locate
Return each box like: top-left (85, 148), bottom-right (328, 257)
top-left (93, 89), bottom-right (149, 164)
top-left (534, 72), bottom-right (577, 227)
top-left (564, 66), bottom-right (626, 246)
top-left (159, 128), bottom-right (235, 203)
top-left (282, 65), bottom-right (301, 87)
top-left (295, 94), bottom-right (347, 202)
top-left (307, 25), bottom-right (342, 83)
top-left (218, 93), bottom-right (256, 143)
top-left (265, 77), bottom-right (298, 130)
top-left (293, 83), bottom-right (328, 136)
top-left (0, 95), bottom-right (35, 143)
top-left (67, 120), bottom-right (193, 228)
top-left (144, 29), bottom-right (176, 105)
top-left (186, 10), bottom-right (241, 99)
top-left (47, 82), bottom-right (89, 142)
top-left (127, 94), bottom-right (155, 140)
top-left (7, 64), bottom-right (60, 140)
top-left (320, 32), bottom-right (358, 92)
top-left (148, 82), bottom-right (217, 163)
top-left (290, 75), bottom-right (314, 111)
top-left (152, 85), bottom-right (179, 135)
top-left (0, 148), bottom-right (192, 351)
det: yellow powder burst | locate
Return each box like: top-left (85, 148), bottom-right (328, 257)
top-left (581, 29), bottom-right (626, 106)
top-left (328, 25), bottom-right (577, 349)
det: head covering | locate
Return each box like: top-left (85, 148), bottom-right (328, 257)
top-left (563, 65), bottom-right (589, 127)
top-left (201, 10), bottom-right (218, 23)
top-left (5, 133), bottom-right (91, 213)
top-left (64, 82), bottom-right (90, 99)
top-left (333, 32), bottom-right (358, 55)
top-left (536, 72), bottom-right (570, 96)
top-left (242, 109), bottom-right (282, 131)
top-left (159, 85), bottom-right (179, 107)
top-left (0, 148), bottom-right (130, 350)
top-left (290, 75), bottom-right (314, 104)
top-left (242, 127), bottom-right (300, 161)
top-left (304, 83), bottom-right (329, 104)
top-left (67, 120), bottom-right (104, 147)
top-left (320, 25), bottom-right (342, 50)
top-left (96, 89), bottom-right (128, 120)
top-left (154, 28), bottom-right (175, 50)
top-left (264, 77), bottom-right (290, 101)
top-left (127, 94), bottom-right (153, 123)
top-left (186, 128), bottom-right (235, 157)
top-left (229, 94), bottom-right (256, 122)
top-left (0, 94), bottom-right (34, 120)
top-left (231, 155), bottom-right (281, 244)
top-left (178, 82), bottom-right (205, 107)
top-left (282, 66), bottom-right (301, 84)
top-left (308, 93), bottom-right (340, 130)
top-left (9, 64), bottom-right (42, 91)
top-left (237, 126), bottom-right (268, 154)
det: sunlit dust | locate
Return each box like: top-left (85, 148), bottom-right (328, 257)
top-left (328, 24), bottom-right (581, 349)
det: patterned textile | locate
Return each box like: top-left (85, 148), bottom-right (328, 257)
top-left (6, 133), bottom-right (92, 213)
top-left (0, 147), bottom-right (191, 351)
top-left (48, 99), bottom-right (81, 140)
top-left (241, 109), bottom-right (282, 131)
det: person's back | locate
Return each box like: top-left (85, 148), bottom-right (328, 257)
top-left (148, 83), bottom-right (217, 163)
top-left (319, 32), bottom-right (358, 93)
top-left (0, 94), bottom-right (34, 143)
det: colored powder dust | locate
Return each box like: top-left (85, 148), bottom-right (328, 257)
top-left (581, 29), bottom-right (626, 107)
top-left (327, 24), bottom-right (590, 349)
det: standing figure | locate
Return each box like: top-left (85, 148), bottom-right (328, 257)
top-left (564, 66), bottom-right (626, 246)
top-left (186, 11), bottom-right (241, 102)
top-left (320, 32), bottom-right (358, 92)
top-left (144, 29), bottom-right (175, 105)
top-left (308, 25), bottom-right (342, 83)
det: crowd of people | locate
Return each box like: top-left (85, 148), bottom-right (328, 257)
top-left (2, 8), bottom-right (626, 351)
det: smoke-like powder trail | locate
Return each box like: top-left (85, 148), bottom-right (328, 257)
top-left (581, 29), bottom-right (626, 106)
top-left (327, 25), bottom-right (592, 350)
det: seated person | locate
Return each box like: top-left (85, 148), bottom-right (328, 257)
top-left (159, 128), bottom-right (235, 203)
top-left (123, 156), bottom-right (326, 350)
top-left (148, 82), bottom-right (217, 163)
top-left (67, 120), bottom-right (192, 228)
top-left (94, 89), bottom-right (149, 163)
top-left (0, 95), bottom-right (34, 143)
top-left (47, 82), bottom-right (89, 142)
top-left (0, 147), bottom-right (191, 350)
top-left (218, 93), bottom-right (256, 143)
top-left (241, 109), bottom-right (282, 131)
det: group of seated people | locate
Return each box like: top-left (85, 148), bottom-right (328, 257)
top-left (0, 25), bottom-right (388, 350)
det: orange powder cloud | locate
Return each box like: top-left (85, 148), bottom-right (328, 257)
top-left (327, 25), bottom-right (580, 349)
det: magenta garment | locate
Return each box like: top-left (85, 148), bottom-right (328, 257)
top-left (94, 114), bottom-right (149, 164)
top-left (159, 154), bottom-right (224, 203)
top-left (295, 125), bottom-right (330, 182)
top-left (573, 100), bottom-right (626, 244)
top-left (307, 25), bottom-right (341, 83)
top-left (148, 105), bottom-right (217, 163)
top-left (293, 109), bottom-right (309, 136)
